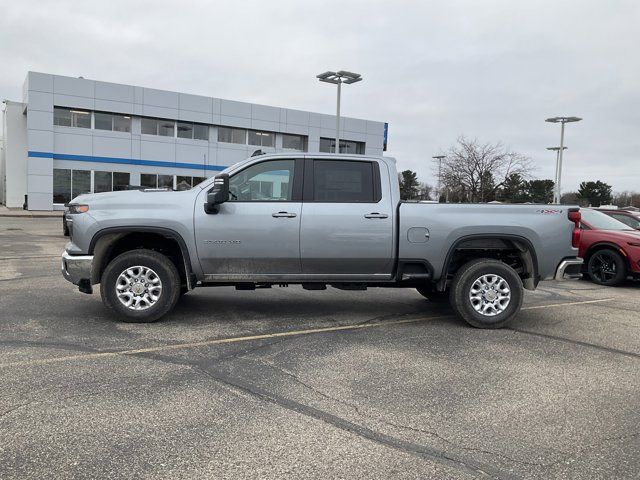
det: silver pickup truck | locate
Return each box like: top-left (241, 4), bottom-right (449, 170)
top-left (62, 153), bottom-right (583, 328)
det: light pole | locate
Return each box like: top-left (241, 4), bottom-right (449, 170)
top-left (545, 116), bottom-right (582, 203)
top-left (433, 155), bottom-right (445, 202)
top-left (317, 71), bottom-right (362, 153)
top-left (546, 146), bottom-right (567, 203)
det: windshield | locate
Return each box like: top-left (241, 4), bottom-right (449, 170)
top-left (581, 209), bottom-right (635, 231)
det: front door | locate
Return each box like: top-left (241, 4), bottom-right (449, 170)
top-left (195, 158), bottom-right (303, 278)
top-left (299, 158), bottom-right (394, 277)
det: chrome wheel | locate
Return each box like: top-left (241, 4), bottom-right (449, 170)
top-left (469, 274), bottom-right (511, 317)
top-left (115, 265), bottom-right (162, 311)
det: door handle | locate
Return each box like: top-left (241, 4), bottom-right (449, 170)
top-left (364, 212), bottom-right (389, 219)
top-left (272, 211), bottom-right (297, 218)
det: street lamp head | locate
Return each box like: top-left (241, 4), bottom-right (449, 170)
top-left (546, 146), bottom-right (568, 151)
top-left (432, 155), bottom-right (445, 160)
top-left (545, 116), bottom-right (583, 123)
top-left (317, 70), bottom-right (363, 85)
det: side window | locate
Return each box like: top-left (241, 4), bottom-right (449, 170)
top-left (312, 160), bottom-right (378, 202)
top-left (229, 160), bottom-right (295, 201)
top-left (612, 214), bottom-right (638, 228)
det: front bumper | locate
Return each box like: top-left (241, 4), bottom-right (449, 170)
top-left (554, 258), bottom-right (583, 280)
top-left (61, 251), bottom-right (93, 286)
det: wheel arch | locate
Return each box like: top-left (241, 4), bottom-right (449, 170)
top-left (89, 227), bottom-right (195, 288)
top-left (583, 242), bottom-right (630, 270)
top-left (439, 234), bottom-right (539, 291)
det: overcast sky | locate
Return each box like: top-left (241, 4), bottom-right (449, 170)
top-left (1, 0), bottom-right (638, 192)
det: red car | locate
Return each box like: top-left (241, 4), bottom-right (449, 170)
top-left (598, 209), bottom-right (640, 231)
top-left (579, 208), bottom-right (640, 286)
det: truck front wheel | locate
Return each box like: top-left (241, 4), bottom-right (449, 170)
top-left (100, 249), bottom-right (181, 323)
top-left (449, 259), bottom-right (523, 329)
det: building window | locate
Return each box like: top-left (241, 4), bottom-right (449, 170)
top-left (53, 107), bottom-right (91, 128)
top-left (141, 174), bottom-right (157, 188)
top-left (141, 117), bottom-right (175, 136)
top-left (53, 169), bottom-right (71, 204)
top-left (248, 130), bottom-right (275, 148)
top-left (177, 122), bottom-right (209, 140)
top-left (319, 137), bottom-right (365, 155)
top-left (53, 170), bottom-right (133, 202)
top-left (218, 127), bottom-right (247, 144)
top-left (312, 160), bottom-right (376, 202)
top-left (113, 172), bottom-right (131, 190)
top-left (72, 170), bottom-right (91, 198)
top-left (282, 134), bottom-right (306, 151)
top-left (176, 175), bottom-right (207, 190)
top-left (94, 112), bottom-right (131, 132)
top-left (141, 174), bottom-right (174, 189)
top-left (94, 171), bottom-right (113, 193)
top-left (52, 169), bottom-right (91, 204)
top-left (158, 174), bottom-right (173, 188)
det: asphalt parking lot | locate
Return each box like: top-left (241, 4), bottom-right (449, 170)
top-left (1, 217), bottom-right (638, 479)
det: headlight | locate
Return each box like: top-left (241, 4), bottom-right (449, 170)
top-left (68, 204), bottom-right (89, 214)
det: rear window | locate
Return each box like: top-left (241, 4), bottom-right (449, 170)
top-left (312, 160), bottom-right (377, 202)
top-left (581, 209), bottom-right (635, 231)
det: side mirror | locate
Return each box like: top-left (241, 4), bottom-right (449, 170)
top-left (205, 173), bottom-right (229, 214)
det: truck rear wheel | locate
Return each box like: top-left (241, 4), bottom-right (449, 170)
top-left (449, 259), bottom-right (523, 329)
top-left (100, 249), bottom-right (181, 323)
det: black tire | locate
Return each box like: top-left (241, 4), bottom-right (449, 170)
top-left (100, 249), bottom-right (181, 323)
top-left (415, 286), bottom-right (449, 303)
top-left (449, 259), bottom-right (523, 329)
top-left (587, 249), bottom-right (626, 286)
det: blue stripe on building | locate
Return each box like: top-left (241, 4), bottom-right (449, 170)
top-left (28, 151), bottom-right (227, 172)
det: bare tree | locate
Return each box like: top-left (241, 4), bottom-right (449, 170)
top-left (416, 182), bottom-right (433, 201)
top-left (439, 136), bottom-right (533, 203)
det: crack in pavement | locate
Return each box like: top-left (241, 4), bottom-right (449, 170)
top-left (508, 328), bottom-right (640, 360)
top-left (192, 364), bottom-right (517, 479)
top-left (241, 354), bottom-right (571, 469)
top-left (0, 390), bottom-right (104, 422)
top-left (117, 348), bottom-right (515, 478)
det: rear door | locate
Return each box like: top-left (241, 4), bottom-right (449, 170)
top-left (299, 158), bottom-right (394, 277)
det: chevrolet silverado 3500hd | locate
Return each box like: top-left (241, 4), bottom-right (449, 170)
top-left (62, 153), bottom-right (583, 328)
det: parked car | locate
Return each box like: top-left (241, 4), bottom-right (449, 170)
top-left (579, 208), bottom-right (640, 286)
top-left (61, 153), bottom-right (582, 328)
top-left (62, 207), bottom-right (70, 236)
top-left (598, 209), bottom-right (640, 231)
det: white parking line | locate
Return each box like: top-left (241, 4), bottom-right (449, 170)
top-left (0, 298), bottom-right (615, 369)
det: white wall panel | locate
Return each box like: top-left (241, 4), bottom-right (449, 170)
top-left (28, 129), bottom-right (54, 152)
top-left (27, 110), bottom-right (53, 131)
top-left (53, 94), bottom-right (95, 110)
top-left (176, 143), bottom-right (208, 166)
top-left (27, 91), bottom-right (53, 112)
top-left (94, 99), bottom-right (134, 115)
top-left (141, 140), bottom-right (175, 162)
top-left (54, 132), bottom-right (92, 154)
top-left (179, 93), bottom-right (212, 113)
top-left (53, 76), bottom-right (94, 98)
top-left (93, 135), bottom-right (132, 158)
top-left (95, 81), bottom-right (135, 103)
top-left (143, 88), bottom-right (179, 108)
top-left (27, 72), bottom-right (54, 93)
top-left (220, 100), bottom-right (251, 118)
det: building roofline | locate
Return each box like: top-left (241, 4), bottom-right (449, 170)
top-left (26, 71), bottom-right (386, 126)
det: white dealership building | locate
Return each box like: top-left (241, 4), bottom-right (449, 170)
top-left (1, 72), bottom-right (387, 210)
